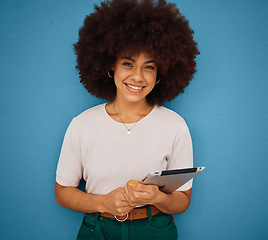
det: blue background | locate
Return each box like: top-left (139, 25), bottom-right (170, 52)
top-left (1, 0), bottom-right (267, 239)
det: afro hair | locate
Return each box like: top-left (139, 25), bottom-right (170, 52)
top-left (74, 0), bottom-right (199, 106)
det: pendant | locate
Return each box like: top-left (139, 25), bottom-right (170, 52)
top-left (127, 130), bottom-right (131, 135)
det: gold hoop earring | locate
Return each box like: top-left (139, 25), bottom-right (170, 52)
top-left (156, 78), bottom-right (160, 84)
top-left (108, 71), bottom-right (114, 78)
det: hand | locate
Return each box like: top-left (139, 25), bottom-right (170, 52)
top-left (124, 181), bottom-right (165, 207)
top-left (102, 187), bottom-right (134, 216)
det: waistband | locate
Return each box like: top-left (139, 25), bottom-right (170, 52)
top-left (99, 205), bottom-right (160, 222)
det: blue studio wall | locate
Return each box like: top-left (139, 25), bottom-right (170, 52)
top-left (1, 0), bottom-right (268, 239)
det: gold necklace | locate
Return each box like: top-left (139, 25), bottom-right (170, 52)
top-left (113, 102), bottom-right (149, 135)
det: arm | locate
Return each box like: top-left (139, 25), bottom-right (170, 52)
top-left (55, 182), bottom-right (134, 216)
top-left (124, 181), bottom-right (191, 214)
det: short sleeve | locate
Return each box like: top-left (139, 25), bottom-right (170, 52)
top-left (56, 119), bottom-right (83, 187)
top-left (167, 120), bottom-right (193, 191)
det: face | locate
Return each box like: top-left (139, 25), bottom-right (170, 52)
top-left (113, 52), bottom-right (158, 105)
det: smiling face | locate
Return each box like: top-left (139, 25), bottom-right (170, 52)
top-left (113, 52), bottom-right (158, 105)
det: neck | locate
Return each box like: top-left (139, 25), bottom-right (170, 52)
top-left (114, 98), bottom-right (148, 115)
top-left (112, 98), bottom-right (152, 123)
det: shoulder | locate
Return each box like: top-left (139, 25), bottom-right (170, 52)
top-left (154, 106), bottom-right (186, 124)
top-left (152, 106), bottom-right (190, 135)
top-left (71, 103), bottom-right (106, 128)
top-left (75, 103), bottom-right (105, 119)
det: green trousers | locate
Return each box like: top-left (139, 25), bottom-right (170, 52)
top-left (77, 206), bottom-right (178, 240)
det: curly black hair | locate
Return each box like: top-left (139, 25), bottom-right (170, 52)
top-left (74, 0), bottom-right (199, 106)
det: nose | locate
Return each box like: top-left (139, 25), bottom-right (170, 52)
top-left (131, 68), bottom-right (144, 82)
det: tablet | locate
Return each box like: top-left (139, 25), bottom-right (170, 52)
top-left (142, 167), bottom-right (205, 193)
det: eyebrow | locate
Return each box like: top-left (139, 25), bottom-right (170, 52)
top-left (120, 57), bottom-right (155, 64)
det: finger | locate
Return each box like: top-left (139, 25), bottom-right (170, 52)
top-left (125, 183), bottom-right (138, 197)
top-left (127, 182), bottom-right (161, 204)
top-left (124, 185), bottom-right (133, 203)
top-left (127, 181), bottom-right (152, 193)
top-left (127, 181), bottom-right (138, 189)
top-left (116, 206), bottom-right (134, 217)
top-left (126, 183), bottom-right (151, 205)
top-left (124, 185), bottom-right (140, 206)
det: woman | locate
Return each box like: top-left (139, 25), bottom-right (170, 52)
top-left (55, 0), bottom-right (199, 239)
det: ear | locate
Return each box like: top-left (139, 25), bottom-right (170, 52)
top-left (110, 62), bottom-right (115, 71)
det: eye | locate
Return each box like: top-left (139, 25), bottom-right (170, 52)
top-left (122, 62), bottom-right (133, 67)
top-left (144, 65), bottom-right (155, 70)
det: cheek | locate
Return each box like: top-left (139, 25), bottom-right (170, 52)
top-left (148, 74), bottom-right (157, 86)
top-left (114, 69), bottom-right (129, 81)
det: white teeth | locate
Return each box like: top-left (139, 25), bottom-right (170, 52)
top-left (126, 84), bottom-right (143, 90)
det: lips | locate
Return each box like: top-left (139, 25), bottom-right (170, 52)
top-left (125, 83), bottom-right (143, 90)
top-left (124, 83), bottom-right (145, 93)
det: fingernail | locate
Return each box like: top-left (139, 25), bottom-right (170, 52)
top-left (128, 182), bottom-right (137, 188)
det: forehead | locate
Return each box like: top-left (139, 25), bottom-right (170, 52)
top-left (117, 51), bottom-right (155, 61)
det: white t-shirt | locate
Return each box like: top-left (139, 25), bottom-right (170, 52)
top-left (56, 103), bottom-right (193, 195)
